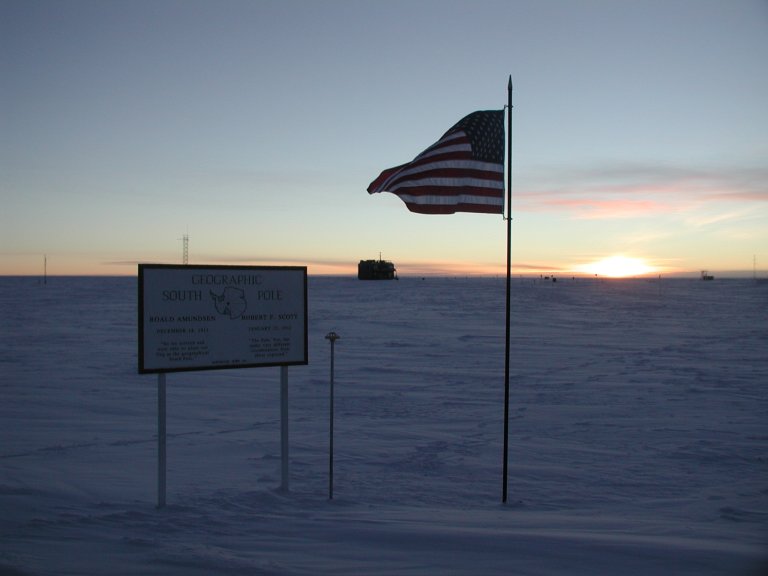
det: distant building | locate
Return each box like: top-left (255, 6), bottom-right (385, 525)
top-left (358, 257), bottom-right (397, 280)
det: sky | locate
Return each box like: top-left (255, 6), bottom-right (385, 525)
top-left (2, 0), bottom-right (767, 277)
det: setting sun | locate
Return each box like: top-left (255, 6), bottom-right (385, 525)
top-left (577, 256), bottom-right (655, 278)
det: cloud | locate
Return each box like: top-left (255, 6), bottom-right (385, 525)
top-left (515, 162), bottom-right (768, 220)
top-left (101, 259), bottom-right (148, 267)
top-left (537, 197), bottom-right (664, 219)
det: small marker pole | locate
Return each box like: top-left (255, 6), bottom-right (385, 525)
top-left (325, 331), bottom-right (340, 499)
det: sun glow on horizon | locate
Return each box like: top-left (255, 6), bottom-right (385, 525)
top-left (577, 256), bottom-right (656, 278)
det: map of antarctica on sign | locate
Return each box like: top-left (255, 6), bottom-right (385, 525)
top-left (210, 286), bottom-right (248, 319)
top-left (138, 265), bottom-right (308, 373)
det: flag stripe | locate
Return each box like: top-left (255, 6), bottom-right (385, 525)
top-left (367, 110), bottom-right (505, 215)
top-left (397, 193), bottom-right (504, 207)
top-left (403, 202), bottom-right (502, 215)
top-left (380, 160), bottom-right (504, 182)
top-left (373, 157), bottom-right (503, 193)
top-left (383, 179), bottom-right (504, 195)
top-left (413, 133), bottom-right (468, 159)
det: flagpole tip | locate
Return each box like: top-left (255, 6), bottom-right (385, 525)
top-left (508, 75), bottom-right (512, 89)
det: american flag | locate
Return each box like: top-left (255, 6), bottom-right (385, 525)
top-left (367, 110), bottom-right (505, 215)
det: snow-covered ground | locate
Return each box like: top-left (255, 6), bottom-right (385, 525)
top-left (1, 275), bottom-right (766, 575)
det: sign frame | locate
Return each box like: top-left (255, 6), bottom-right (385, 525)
top-left (138, 264), bottom-right (308, 374)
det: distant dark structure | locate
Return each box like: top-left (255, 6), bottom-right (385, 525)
top-left (358, 257), bottom-right (397, 280)
top-left (701, 270), bottom-right (714, 281)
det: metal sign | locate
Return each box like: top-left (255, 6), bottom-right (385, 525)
top-left (138, 264), bottom-right (307, 373)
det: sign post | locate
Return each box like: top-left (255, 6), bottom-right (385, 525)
top-left (138, 265), bottom-right (308, 505)
top-left (325, 331), bottom-right (339, 499)
top-left (157, 373), bottom-right (166, 508)
top-left (280, 365), bottom-right (289, 492)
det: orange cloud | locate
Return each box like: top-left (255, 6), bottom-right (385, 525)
top-left (538, 197), bottom-right (665, 219)
top-left (514, 162), bottom-right (767, 220)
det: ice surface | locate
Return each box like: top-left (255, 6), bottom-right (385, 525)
top-left (1, 276), bottom-right (766, 575)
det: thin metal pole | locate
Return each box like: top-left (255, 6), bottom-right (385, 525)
top-left (325, 332), bottom-right (340, 499)
top-left (280, 366), bottom-right (289, 492)
top-left (502, 76), bottom-right (513, 504)
top-left (157, 373), bottom-right (166, 508)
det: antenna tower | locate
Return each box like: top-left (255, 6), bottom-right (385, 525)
top-left (182, 234), bottom-right (189, 265)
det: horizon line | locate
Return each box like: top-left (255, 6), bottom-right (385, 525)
top-left (0, 270), bottom-right (763, 280)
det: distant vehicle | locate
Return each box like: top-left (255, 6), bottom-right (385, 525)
top-left (358, 257), bottom-right (397, 280)
top-left (701, 270), bottom-right (714, 281)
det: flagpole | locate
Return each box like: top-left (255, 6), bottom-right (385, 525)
top-left (502, 75), bottom-right (513, 503)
